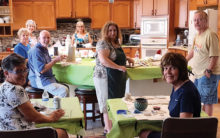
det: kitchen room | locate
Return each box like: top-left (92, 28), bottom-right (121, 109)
top-left (0, 0), bottom-right (220, 138)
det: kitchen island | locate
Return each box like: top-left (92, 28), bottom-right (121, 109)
top-left (52, 58), bottom-right (172, 96)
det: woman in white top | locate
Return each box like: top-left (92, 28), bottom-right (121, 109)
top-left (25, 19), bottom-right (37, 47)
top-left (0, 53), bottom-right (68, 138)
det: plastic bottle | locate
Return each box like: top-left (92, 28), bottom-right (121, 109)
top-left (135, 50), bottom-right (139, 59)
top-left (53, 96), bottom-right (61, 109)
top-left (42, 90), bottom-right (49, 108)
top-left (65, 35), bottom-right (71, 48)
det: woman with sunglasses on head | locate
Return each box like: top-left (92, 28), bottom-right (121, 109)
top-left (71, 20), bottom-right (92, 46)
top-left (0, 53), bottom-right (68, 138)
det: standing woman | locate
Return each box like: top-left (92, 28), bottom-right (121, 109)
top-left (14, 28), bottom-right (30, 62)
top-left (93, 21), bottom-right (134, 134)
top-left (71, 20), bottom-right (92, 45)
top-left (25, 19), bottom-right (37, 47)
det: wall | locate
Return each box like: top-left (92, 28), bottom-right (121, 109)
top-left (0, 21), bottom-right (136, 52)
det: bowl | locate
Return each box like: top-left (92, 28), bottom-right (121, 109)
top-left (134, 98), bottom-right (148, 111)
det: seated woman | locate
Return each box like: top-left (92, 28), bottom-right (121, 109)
top-left (25, 19), bottom-right (37, 47)
top-left (14, 28), bottom-right (31, 62)
top-left (140, 52), bottom-right (201, 138)
top-left (71, 20), bottom-right (92, 46)
top-left (0, 53), bottom-right (68, 138)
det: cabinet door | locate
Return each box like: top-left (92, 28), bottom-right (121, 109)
top-left (196, 0), bottom-right (206, 6)
top-left (206, 0), bottom-right (218, 5)
top-left (174, 0), bottom-right (188, 28)
top-left (74, 0), bottom-right (89, 17)
top-left (142, 0), bottom-right (154, 16)
top-left (13, 2), bottom-right (32, 30)
top-left (32, 2), bottom-right (56, 30)
top-left (112, 1), bottom-right (131, 28)
top-left (189, 0), bottom-right (197, 10)
top-left (90, 1), bottom-right (110, 28)
top-left (133, 0), bottom-right (142, 28)
top-left (56, 0), bottom-right (72, 18)
top-left (122, 47), bottom-right (131, 57)
top-left (154, 0), bottom-right (168, 16)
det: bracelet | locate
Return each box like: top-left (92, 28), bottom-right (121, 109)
top-left (206, 69), bottom-right (212, 74)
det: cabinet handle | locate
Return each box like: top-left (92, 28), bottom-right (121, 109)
top-left (155, 9), bottom-right (157, 16)
top-left (152, 9), bottom-right (154, 16)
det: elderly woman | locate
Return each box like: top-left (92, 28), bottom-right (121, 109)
top-left (14, 28), bottom-right (31, 61)
top-left (93, 21), bottom-right (134, 134)
top-left (71, 20), bottom-right (92, 45)
top-left (25, 19), bottom-right (37, 47)
top-left (140, 52), bottom-right (201, 138)
top-left (0, 53), bottom-right (68, 138)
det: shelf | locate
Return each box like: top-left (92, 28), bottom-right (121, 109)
top-left (0, 25), bottom-right (12, 36)
top-left (0, 23), bottom-right (11, 26)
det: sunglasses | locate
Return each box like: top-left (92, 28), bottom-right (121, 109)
top-left (8, 69), bottom-right (29, 74)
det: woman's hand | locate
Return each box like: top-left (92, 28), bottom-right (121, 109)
top-left (127, 58), bottom-right (134, 67)
top-left (49, 109), bottom-right (65, 122)
top-left (118, 65), bottom-right (126, 72)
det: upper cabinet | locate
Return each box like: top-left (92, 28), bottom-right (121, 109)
top-left (90, 0), bottom-right (131, 29)
top-left (142, 0), bottom-right (168, 16)
top-left (133, 0), bottom-right (169, 28)
top-left (13, 0), bottom-right (56, 30)
top-left (133, 0), bottom-right (142, 28)
top-left (56, 0), bottom-right (89, 18)
top-left (0, 0), bottom-right (13, 37)
top-left (111, 1), bottom-right (131, 28)
top-left (196, 0), bottom-right (218, 7)
top-left (174, 0), bottom-right (188, 28)
top-left (56, 0), bottom-right (72, 18)
top-left (90, 1), bottom-right (110, 28)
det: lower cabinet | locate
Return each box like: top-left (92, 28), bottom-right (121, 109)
top-left (122, 47), bottom-right (141, 58)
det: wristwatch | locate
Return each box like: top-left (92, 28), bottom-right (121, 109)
top-left (206, 69), bottom-right (212, 74)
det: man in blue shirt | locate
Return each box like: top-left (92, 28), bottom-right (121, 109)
top-left (28, 30), bottom-right (68, 97)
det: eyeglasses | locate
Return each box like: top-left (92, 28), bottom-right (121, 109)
top-left (8, 69), bottom-right (29, 74)
top-left (76, 26), bottom-right (84, 28)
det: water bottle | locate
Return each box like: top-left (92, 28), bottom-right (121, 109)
top-left (135, 50), bottom-right (139, 59)
top-left (42, 90), bottom-right (49, 108)
top-left (135, 50), bottom-right (140, 63)
top-left (53, 96), bottom-right (61, 109)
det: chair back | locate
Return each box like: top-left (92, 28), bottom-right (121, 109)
top-left (161, 117), bottom-right (218, 138)
top-left (0, 127), bottom-right (57, 138)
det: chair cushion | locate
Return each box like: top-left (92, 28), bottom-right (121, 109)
top-left (75, 86), bottom-right (96, 95)
top-left (25, 86), bottom-right (44, 93)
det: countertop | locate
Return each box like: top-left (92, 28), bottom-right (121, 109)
top-left (168, 46), bottom-right (188, 51)
top-left (76, 45), bottom-right (141, 49)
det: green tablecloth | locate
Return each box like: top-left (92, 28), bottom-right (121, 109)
top-left (31, 97), bottom-right (85, 136)
top-left (52, 59), bottom-right (162, 86)
top-left (52, 59), bottom-right (95, 86)
top-left (107, 98), bottom-right (208, 138)
top-left (127, 66), bottom-right (162, 80)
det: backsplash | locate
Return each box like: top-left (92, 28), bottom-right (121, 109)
top-left (0, 21), bottom-right (136, 52)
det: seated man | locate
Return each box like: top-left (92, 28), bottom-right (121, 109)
top-left (28, 30), bottom-right (68, 97)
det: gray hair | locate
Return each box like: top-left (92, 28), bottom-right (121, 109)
top-left (194, 10), bottom-right (208, 22)
top-left (25, 19), bottom-right (37, 29)
top-left (1, 53), bottom-right (25, 72)
top-left (17, 27), bottom-right (29, 38)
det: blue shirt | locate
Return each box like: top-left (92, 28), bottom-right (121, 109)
top-left (28, 42), bottom-right (56, 88)
top-left (14, 43), bottom-right (30, 59)
top-left (168, 80), bottom-right (201, 117)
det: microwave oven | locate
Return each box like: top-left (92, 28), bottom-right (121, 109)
top-left (141, 16), bottom-right (168, 37)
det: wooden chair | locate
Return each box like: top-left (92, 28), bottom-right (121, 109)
top-left (25, 86), bottom-right (53, 99)
top-left (75, 86), bottom-right (104, 130)
top-left (161, 117), bottom-right (218, 138)
top-left (0, 127), bottom-right (57, 138)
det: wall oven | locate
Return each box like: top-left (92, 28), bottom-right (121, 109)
top-left (141, 38), bottom-right (167, 58)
